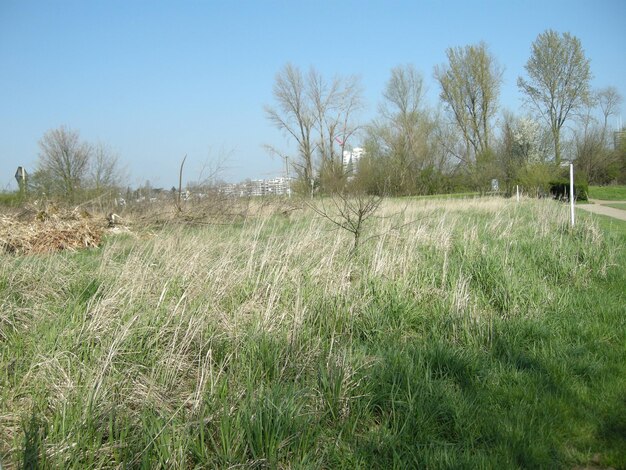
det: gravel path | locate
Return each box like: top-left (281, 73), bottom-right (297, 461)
top-left (577, 199), bottom-right (626, 222)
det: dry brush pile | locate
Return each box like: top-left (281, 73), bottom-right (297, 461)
top-left (0, 196), bottom-right (302, 257)
top-left (0, 206), bottom-right (106, 256)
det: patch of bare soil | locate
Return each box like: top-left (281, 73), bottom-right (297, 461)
top-left (572, 453), bottom-right (616, 470)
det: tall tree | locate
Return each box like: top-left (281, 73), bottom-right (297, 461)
top-left (574, 87), bottom-right (622, 183)
top-left (35, 126), bottom-right (91, 201)
top-left (597, 86), bottom-right (622, 141)
top-left (363, 65), bottom-right (440, 195)
top-left (380, 64), bottom-right (428, 165)
top-left (89, 142), bottom-right (125, 193)
top-left (265, 63), bottom-right (362, 194)
top-left (265, 64), bottom-right (315, 190)
top-left (518, 30), bottom-right (592, 165)
top-left (434, 42), bottom-right (503, 161)
top-left (308, 68), bottom-right (363, 190)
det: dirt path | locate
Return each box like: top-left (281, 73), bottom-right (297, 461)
top-left (577, 199), bottom-right (626, 222)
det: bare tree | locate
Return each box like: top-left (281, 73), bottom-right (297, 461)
top-left (308, 69), bottom-right (363, 189)
top-left (381, 64), bottom-right (425, 122)
top-left (434, 42), bottom-right (503, 160)
top-left (265, 64), bottom-right (315, 192)
top-left (575, 125), bottom-right (617, 183)
top-left (265, 63), bottom-right (363, 195)
top-left (309, 191), bottom-right (382, 255)
top-left (518, 30), bottom-right (592, 165)
top-left (35, 126), bottom-right (91, 201)
top-left (597, 86), bottom-right (622, 141)
top-left (89, 142), bottom-right (124, 193)
top-left (574, 87), bottom-right (622, 183)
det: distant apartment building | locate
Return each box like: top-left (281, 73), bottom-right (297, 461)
top-left (343, 147), bottom-right (364, 173)
top-left (248, 177), bottom-right (291, 196)
top-left (218, 177), bottom-right (292, 197)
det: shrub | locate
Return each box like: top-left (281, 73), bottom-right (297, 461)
top-left (516, 162), bottom-right (558, 197)
top-left (549, 178), bottom-right (588, 201)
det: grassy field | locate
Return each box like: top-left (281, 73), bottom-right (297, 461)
top-left (1, 197), bottom-right (625, 468)
top-left (603, 202), bottom-right (626, 211)
top-left (588, 185), bottom-right (626, 200)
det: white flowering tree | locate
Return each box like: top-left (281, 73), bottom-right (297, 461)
top-left (511, 117), bottom-right (552, 164)
top-left (499, 113), bottom-right (554, 195)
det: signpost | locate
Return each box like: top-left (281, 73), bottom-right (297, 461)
top-left (15, 166), bottom-right (27, 195)
top-left (569, 163), bottom-right (575, 227)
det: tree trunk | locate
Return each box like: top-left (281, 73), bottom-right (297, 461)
top-left (554, 129), bottom-right (561, 166)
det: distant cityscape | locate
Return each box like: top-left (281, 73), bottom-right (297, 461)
top-left (215, 147), bottom-right (365, 198)
top-left (218, 176), bottom-right (293, 197)
top-left (11, 148), bottom-right (367, 205)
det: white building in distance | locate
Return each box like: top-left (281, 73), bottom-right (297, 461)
top-left (342, 147), bottom-right (364, 170)
top-left (248, 177), bottom-right (291, 196)
top-left (219, 177), bottom-right (292, 197)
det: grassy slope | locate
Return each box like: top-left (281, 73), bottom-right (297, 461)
top-left (1, 198), bottom-right (625, 469)
top-left (589, 185), bottom-right (626, 200)
top-left (604, 202), bottom-right (626, 211)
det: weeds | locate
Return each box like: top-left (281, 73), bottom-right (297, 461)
top-left (1, 197), bottom-right (625, 468)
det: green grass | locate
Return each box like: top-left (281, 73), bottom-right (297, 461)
top-left (2, 198), bottom-right (626, 468)
top-left (0, 191), bottom-right (25, 207)
top-left (603, 202), bottom-right (626, 211)
top-left (588, 185), bottom-right (626, 200)
top-left (578, 209), bottom-right (626, 238)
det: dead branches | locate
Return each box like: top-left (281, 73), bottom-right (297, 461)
top-left (0, 211), bottom-right (104, 255)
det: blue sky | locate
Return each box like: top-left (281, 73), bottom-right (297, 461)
top-left (1, 0), bottom-right (625, 190)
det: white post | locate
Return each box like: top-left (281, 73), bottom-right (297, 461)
top-left (516, 185), bottom-right (520, 203)
top-left (570, 163), bottom-right (575, 227)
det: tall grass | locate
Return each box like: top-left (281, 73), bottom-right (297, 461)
top-left (1, 197), bottom-right (625, 468)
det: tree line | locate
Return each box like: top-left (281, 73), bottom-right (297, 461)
top-left (266, 30), bottom-right (626, 197)
top-left (14, 29), bottom-right (625, 204)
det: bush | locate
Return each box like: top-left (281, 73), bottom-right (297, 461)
top-left (516, 162), bottom-right (558, 197)
top-left (549, 178), bottom-right (588, 201)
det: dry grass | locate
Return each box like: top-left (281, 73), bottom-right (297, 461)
top-left (1, 196), bottom-right (624, 468)
top-left (0, 204), bottom-right (107, 255)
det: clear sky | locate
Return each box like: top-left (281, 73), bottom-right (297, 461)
top-left (1, 0), bottom-right (625, 190)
